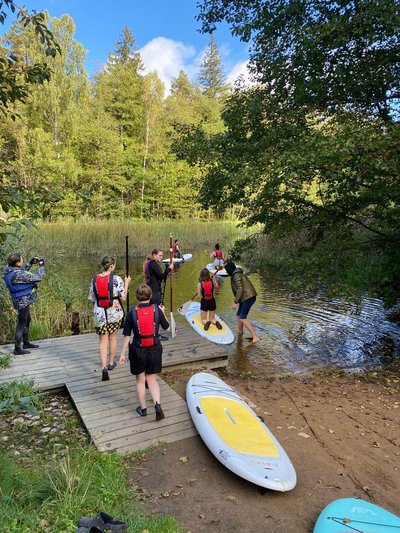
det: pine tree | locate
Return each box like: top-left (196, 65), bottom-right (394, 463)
top-left (198, 34), bottom-right (227, 99)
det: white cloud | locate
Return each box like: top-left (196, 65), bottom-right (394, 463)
top-left (227, 60), bottom-right (252, 87)
top-left (140, 37), bottom-right (198, 95)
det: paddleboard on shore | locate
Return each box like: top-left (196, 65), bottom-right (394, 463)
top-left (314, 498), bottom-right (400, 532)
top-left (184, 301), bottom-right (234, 345)
top-left (186, 372), bottom-right (297, 491)
top-left (162, 253), bottom-right (192, 264)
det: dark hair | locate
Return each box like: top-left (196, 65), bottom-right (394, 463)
top-left (199, 268), bottom-right (211, 282)
top-left (215, 243), bottom-right (220, 250)
top-left (136, 283), bottom-right (152, 302)
top-left (101, 255), bottom-right (115, 271)
top-left (224, 262), bottom-right (236, 276)
top-left (174, 239), bottom-right (179, 244)
top-left (7, 252), bottom-right (22, 267)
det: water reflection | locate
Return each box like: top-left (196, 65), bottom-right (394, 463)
top-left (58, 252), bottom-right (400, 375)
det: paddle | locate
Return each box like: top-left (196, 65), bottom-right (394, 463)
top-left (169, 233), bottom-right (177, 337)
top-left (124, 235), bottom-right (130, 312)
top-left (177, 266), bottom-right (222, 316)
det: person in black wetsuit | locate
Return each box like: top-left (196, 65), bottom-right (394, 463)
top-left (144, 248), bottom-right (174, 305)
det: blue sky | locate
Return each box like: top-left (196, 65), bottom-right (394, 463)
top-left (8, 0), bottom-right (250, 93)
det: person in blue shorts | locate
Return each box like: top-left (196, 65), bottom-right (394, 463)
top-left (224, 262), bottom-right (260, 343)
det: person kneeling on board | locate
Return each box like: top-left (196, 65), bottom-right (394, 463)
top-left (119, 283), bottom-right (169, 421)
top-left (197, 268), bottom-right (222, 331)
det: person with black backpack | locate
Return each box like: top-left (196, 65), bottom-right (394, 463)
top-left (119, 283), bottom-right (170, 421)
top-left (89, 255), bottom-right (131, 381)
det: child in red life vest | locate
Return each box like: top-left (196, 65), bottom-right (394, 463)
top-left (119, 283), bottom-right (169, 421)
top-left (210, 243), bottom-right (224, 268)
top-left (197, 268), bottom-right (223, 331)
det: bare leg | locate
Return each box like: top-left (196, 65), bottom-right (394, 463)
top-left (201, 310), bottom-right (208, 325)
top-left (209, 310), bottom-right (216, 324)
top-left (136, 373), bottom-right (147, 408)
top-left (239, 318), bottom-right (260, 343)
top-left (146, 373), bottom-right (161, 405)
top-left (108, 331), bottom-right (118, 365)
top-left (99, 333), bottom-right (109, 367)
top-left (237, 317), bottom-right (244, 335)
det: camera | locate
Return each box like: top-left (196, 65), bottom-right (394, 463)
top-left (30, 257), bottom-right (44, 266)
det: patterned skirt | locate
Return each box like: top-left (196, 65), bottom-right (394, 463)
top-left (96, 318), bottom-right (123, 336)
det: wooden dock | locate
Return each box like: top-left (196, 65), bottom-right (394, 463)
top-left (0, 322), bottom-right (230, 453)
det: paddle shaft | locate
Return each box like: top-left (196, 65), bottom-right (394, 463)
top-left (125, 235), bottom-right (129, 311)
top-left (169, 233), bottom-right (173, 313)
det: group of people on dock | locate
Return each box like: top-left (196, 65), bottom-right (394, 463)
top-left (4, 242), bottom-right (259, 422)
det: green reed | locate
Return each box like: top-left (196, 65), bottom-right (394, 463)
top-left (21, 219), bottom-right (245, 258)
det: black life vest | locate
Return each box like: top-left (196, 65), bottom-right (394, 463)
top-left (215, 249), bottom-right (223, 259)
top-left (92, 273), bottom-right (114, 308)
top-left (131, 304), bottom-right (160, 347)
top-left (201, 280), bottom-right (214, 301)
top-left (144, 259), bottom-right (154, 286)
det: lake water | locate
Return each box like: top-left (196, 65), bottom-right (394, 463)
top-left (67, 251), bottom-right (400, 376)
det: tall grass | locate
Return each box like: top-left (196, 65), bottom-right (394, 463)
top-left (0, 445), bottom-right (183, 532)
top-left (22, 219), bottom-right (245, 258)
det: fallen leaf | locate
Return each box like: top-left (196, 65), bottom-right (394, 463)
top-left (297, 432), bottom-right (311, 439)
top-left (225, 495), bottom-right (237, 503)
top-left (179, 456), bottom-right (188, 463)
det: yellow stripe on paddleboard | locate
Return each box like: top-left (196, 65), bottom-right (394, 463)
top-left (192, 312), bottom-right (229, 336)
top-left (200, 397), bottom-right (279, 456)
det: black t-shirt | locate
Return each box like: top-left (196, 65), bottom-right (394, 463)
top-left (123, 302), bottom-right (169, 337)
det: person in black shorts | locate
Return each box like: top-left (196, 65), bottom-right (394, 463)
top-left (119, 284), bottom-right (169, 421)
top-left (196, 268), bottom-right (222, 332)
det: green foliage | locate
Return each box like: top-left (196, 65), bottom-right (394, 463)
top-left (0, 352), bottom-right (11, 368)
top-left (197, 0), bottom-right (400, 122)
top-left (198, 33), bottom-right (228, 99)
top-left (0, 379), bottom-right (41, 415)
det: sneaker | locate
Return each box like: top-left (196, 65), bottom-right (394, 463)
top-left (107, 361), bottom-right (117, 371)
top-left (204, 321), bottom-right (211, 331)
top-left (14, 346), bottom-right (30, 355)
top-left (160, 335), bottom-right (169, 341)
top-left (136, 406), bottom-right (147, 417)
top-left (23, 342), bottom-right (39, 349)
top-left (155, 402), bottom-right (165, 421)
top-left (102, 368), bottom-right (109, 381)
top-left (215, 321), bottom-right (223, 330)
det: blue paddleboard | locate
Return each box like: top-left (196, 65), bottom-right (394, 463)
top-left (314, 498), bottom-right (400, 532)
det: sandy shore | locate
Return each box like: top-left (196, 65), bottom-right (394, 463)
top-left (127, 365), bottom-right (400, 532)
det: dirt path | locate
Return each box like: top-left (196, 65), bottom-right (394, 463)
top-left (126, 367), bottom-right (400, 533)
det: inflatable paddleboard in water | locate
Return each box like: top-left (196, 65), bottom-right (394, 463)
top-left (184, 301), bottom-right (234, 345)
top-left (314, 498), bottom-right (400, 532)
top-left (162, 253), bottom-right (192, 264)
top-left (186, 372), bottom-right (297, 491)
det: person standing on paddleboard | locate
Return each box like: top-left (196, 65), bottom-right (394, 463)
top-left (210, 243), bottom-right (224, 268)
top-left (119, 283), bottom-right (169, 421)
top-left (197, 268), bottom-right (223, 332)
top-left (224, 262), bottom-right (260, 344)
top-left (89, 256), bottom-right (131, 381)
top-left (173, 239), bottom-right (184, 260)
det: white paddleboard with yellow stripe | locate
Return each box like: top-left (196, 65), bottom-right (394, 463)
top-left (184, 301), bottom-right (234, 345)
top-left (186, 372), bottom-right (297, 491)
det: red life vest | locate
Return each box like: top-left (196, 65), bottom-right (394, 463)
top-left (92, 274), bottom-right (114, 308)
top-left (172, 243), bottom-right (178, 253)
top-left (201, 280), bottom-right (214, 301)
top-left (131, 304), bottom-right (160, 347)
top-left (215, 249), bottom-right (223, 259)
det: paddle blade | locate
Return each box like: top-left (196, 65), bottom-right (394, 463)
top-left (170, 311), bottom-right (177, 337)
top-left (177, 300), bottom-right (191, 315)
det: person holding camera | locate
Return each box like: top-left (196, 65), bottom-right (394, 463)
top-left (3, 253), bottom-right (45, 355)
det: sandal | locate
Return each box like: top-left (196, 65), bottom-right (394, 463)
top-left (204, 321), bottom-right (211, 331)
top-left (215, 321), bottom-right (223, 330)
